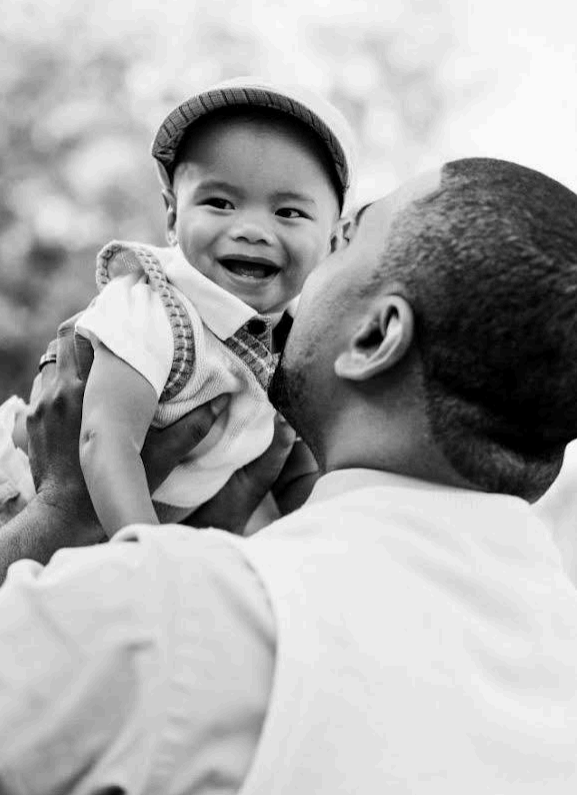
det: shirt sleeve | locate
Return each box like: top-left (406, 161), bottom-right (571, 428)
top-left (76, 273), bottom-right (174, 398)
top-left (0, 526), bottom-right (275, 795)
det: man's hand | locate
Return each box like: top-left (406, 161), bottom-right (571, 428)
top-left (272, 438), bottom-right (319, 515)
top-left (142, 394), bottom-right (230, 494)
top-left (185, 414), bottom-right (296, 534)
top-left (27, 316), bottom-right (97, 527)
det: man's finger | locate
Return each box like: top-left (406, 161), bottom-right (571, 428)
top-left (229, 413), bottom-right (296, 507)
top-left (185, 413), bottom-right (295, 534)
top-left (242, 413), bottom-right (296, 484)
top-left (55, 314), bottom-right (83, 375)
top-left (165, 395), bottom-right (228, 451)
top-left (28, 373), bottom-right (43, 409)
top-left (39, 338), bottom-right (58, 387)
top-left (74, 335), bottom-right (95, 382)
top-left (143, 395), bottom-right (229, 492)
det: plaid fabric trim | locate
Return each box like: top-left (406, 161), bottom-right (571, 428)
top-left (224, 324), bottom-right (279, 392)
top-left (96, 242), bottom-right (195, 402)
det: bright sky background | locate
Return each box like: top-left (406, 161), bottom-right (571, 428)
top-left (223, 0), bottom-right (577, 202)
top-left (1, 0), bottom-right (575, 395)
top-left (435, 0), bottom-right (577, 193)
top-left (306, 0), bottom-right (577, 202)
top-left (5, 0), bottom-right (577, 202)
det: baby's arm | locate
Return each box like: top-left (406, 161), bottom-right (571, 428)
top-left (79, 345), bottom-right (159, 537)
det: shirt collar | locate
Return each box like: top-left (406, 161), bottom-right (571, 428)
top-left (162, 246), bottom-right (257, 339)
top-left (307, 468), bottom-right (467, 505)
top-left (297, 468), bottom-right (565, 578)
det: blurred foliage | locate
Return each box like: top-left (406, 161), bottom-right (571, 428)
top-left (0, 0), bottom-right (453, 402)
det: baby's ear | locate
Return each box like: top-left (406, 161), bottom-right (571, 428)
top-left (329, 216), bottom-right (354, 254)
top-left (163, 189), bottom-right (178, 246)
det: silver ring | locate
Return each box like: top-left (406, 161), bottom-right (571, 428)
top-left (38, 352), bottom-right (58, 372)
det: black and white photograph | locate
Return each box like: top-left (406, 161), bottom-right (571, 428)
top-left (0, 0), bottom-right (576, 792)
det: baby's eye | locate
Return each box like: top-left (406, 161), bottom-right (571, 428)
top-left (276, 207), bottom-right (310, 219)
top-left (203, 197), bottom-right (234, 210)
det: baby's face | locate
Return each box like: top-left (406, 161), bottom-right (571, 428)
top-left (167, 115), bottom-right (340, 314)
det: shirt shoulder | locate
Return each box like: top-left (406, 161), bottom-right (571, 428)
top-left (77, 272), bottom-right (184, 398)
top-left (0, 527), bottom-right (275, 795)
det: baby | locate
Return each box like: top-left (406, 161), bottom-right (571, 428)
top-left (76, 77), bottom-right (356, 536)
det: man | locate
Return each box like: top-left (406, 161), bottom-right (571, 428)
top-left (1, 157), bottom-right (577, 793)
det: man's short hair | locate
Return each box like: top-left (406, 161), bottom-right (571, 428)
top-left (384, 158), bottom-right (577, 500)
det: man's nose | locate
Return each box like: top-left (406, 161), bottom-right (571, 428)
top-left (229, 213), bottom-right (274, 245)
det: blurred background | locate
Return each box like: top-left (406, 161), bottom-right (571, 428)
top-left (1, 0), bottom-right (575, 401)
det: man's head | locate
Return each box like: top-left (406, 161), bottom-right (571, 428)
top-left (270, 158), bottom-right (577, 501)
top-left (151, 77), bottom-right (356, 314)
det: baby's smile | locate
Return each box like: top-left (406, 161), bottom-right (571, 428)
top-left (217, 254), bottom-right (281, 281)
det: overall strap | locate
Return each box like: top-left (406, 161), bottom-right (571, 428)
top-left (96, 241), bottom-right (195, 402)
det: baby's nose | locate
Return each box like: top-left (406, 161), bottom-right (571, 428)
top-left (229, 214), bottom-right (274, 245)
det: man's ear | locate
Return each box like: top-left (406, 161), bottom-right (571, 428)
top-left (163, 189), bottom-right (178, 246)
top-left (334, 295), bottom-right (414, 381)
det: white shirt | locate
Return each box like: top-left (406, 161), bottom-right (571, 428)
top-left (232, 471), bottom-right (577, 794)
top-left (0, 527), bottom-right (275, 794)
top-left (1, 470), bottom-right (577, 793)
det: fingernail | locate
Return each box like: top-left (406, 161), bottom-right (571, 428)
top-left (210, 394), bottom-right (230, 416)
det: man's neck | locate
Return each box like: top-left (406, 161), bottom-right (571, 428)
top-left (322, 413), bottom-right (477, 493)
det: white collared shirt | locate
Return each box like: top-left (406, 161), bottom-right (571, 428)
top-left (1, 469), bottom-right (577, 793)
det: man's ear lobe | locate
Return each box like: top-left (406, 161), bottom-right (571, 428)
top-left (163, 189), bottom-right (178, 246)
top-left (334, 295), bottom-right (414, 381)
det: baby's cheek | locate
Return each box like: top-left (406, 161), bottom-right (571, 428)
top-left (286, 232), bottom-right (328, 292)
top-left (291, 254), bottom-right (319, 292)
top-left (306, 238), bottom-right (330, 275)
